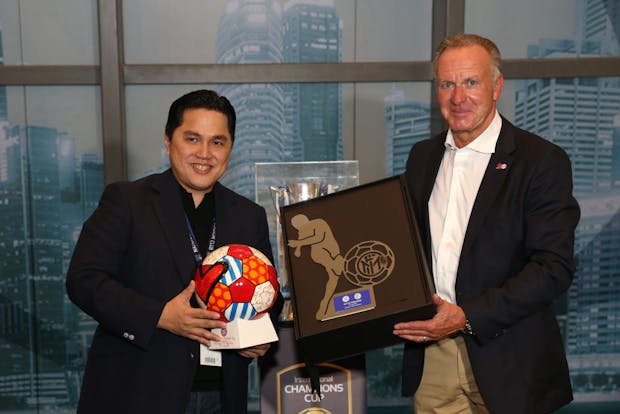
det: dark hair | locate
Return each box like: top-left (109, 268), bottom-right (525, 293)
top-left (433, 33), bottom-right (502, 80)
top-left (165, 89), bottom-right (236, 143)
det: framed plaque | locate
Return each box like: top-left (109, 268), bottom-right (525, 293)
top-left (280, 175), bottom-right (436, 364)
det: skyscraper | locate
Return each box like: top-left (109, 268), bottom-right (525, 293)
top-left (215, 0), bottom-right (344, 200)
top-left (568, 192), bottom-right (620, 399)
top-left (514, 0), bottom-right (620, 400)
top-left (79, 153), bottom-right (104, 219)
top-left (0, 124), bottom-right (74, 408)
top-left (0, 26), bottom-right (7, 121)
top-left (384, 85), bottom-right (430, 176)
top-left (0, 124), bottom-right (34, 408)
top-left (579, 0), bottom-right (620, 56)
top-left (216, 0), bottom-right (286, 200)
top-left (514, 72), bottom-right (618, 195)
top-left (613, 114), bottom-right (620, 186)
top-left (282, 0), bottom-right (342, 161)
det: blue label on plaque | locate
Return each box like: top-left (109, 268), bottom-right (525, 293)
top-left (333, 289), bottom-right (372, 312)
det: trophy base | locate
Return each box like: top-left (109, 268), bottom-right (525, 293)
top-left (209, 314), bottom-right (278, 349)
top-left (278, 298), bottom-right (295, 324)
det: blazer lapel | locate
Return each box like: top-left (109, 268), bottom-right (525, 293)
top-left (151, 170), bottom-right (196, 285)
top-left (460, 119), bottom-right (516, 258)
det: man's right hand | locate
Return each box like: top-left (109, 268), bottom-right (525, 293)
top-left (157, 280), bottom-right (226, 346)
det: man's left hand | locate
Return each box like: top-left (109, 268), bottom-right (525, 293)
top-left (237, 343), bottom-right (271, 359)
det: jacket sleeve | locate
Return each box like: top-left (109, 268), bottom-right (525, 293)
top-left (66, 182), bottom-right (165, 350)
top-left (460, 144), bottom-right (580, 344)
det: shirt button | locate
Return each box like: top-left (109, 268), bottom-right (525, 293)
top-left (123, 332), bottom-right (129, 338)
top-left (128, 334), bottom-right (135, 341)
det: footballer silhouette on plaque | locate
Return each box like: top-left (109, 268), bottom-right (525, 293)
top-left (287, 213), bottom-right (395, 321)
top-left (280, 175), bottom-right (435, 364)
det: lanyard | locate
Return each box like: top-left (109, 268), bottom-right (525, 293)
top-left (185, 214), bottom-right (217, 266)
top-left (186, 214), bottom-right (225, 367)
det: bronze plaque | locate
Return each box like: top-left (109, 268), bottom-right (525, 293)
top-left (280, 175), bottom-right (435, 363)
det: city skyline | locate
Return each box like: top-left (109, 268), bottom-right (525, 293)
top-left (1, 0), bottom-right (619, 411)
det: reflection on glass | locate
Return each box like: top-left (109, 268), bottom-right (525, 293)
top-left (493, 5), bottom-right (620, 400)
top-left (0, 0), bottom-right (98, 65)
top-left (466, 0), bottom-right (619, 59)
top-left (122, 0), bottom-right (431, 64)
top-left (0, 86), bottom-right (102, 411)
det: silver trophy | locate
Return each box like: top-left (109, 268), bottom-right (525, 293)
top-left (270, 182), bottom-right (337, 321)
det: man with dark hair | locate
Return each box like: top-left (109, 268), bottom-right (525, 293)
top-left (67, 89), bottom-right (281, 413)
top-left (394, 34), bottom-right (579, 413)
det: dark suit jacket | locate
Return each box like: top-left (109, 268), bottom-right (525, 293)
top-left (66, 169), bottom-right (279, 414)
top-left (401, 118), bottom-right (580, 414)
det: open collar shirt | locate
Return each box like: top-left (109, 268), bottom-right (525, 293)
top-left (428, 111), bottom-right (502, 304)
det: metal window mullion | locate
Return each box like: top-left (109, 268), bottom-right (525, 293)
top-left (430, 0), bottom-right (465, 136)
top-left (98, 0), bottom-right (126, 184)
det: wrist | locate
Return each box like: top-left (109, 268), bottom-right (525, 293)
top-left (462, 319), bottom-right (474, 336)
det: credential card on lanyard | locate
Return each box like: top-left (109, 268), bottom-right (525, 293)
top-left (200, 344), bottom-right (222, 367)
top-left (185, 216), bottom-right (221, 366)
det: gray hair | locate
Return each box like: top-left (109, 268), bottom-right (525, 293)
top-left (433, 33), bottom-right (502, 80)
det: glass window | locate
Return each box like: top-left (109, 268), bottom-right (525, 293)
top-left (122, 0), bottom-right (216, 64)
top-left (126, 82), bottom-right (347, 198)
top-left (503, 77), bottom-right (620, 196)
top-left (125, 82), bottom-right (430, 196)
top-left (351, 0), bottom-right (431, 61)
top-left (500, 76), bottom-right (620, 403)
top-left (465, 0), bottom-right (619, 59)
top-left (124, 84), bottom-right (190, 180)
top-left (0, 85), bottom-right (103, 412)
top-left (123, 0), bottom-right (431, 64)
top-left (0, 0), bottom-right (99, 65)
top-left (350, 82), bottom-right (431, 181)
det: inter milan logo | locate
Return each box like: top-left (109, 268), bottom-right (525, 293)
top-left (288, 214), bottom-right (395, 321)
top-left (344, 240), bottom-right (394, 287)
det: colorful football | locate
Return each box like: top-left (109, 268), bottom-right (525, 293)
top-left (194, 244), bottom-right (279, 322)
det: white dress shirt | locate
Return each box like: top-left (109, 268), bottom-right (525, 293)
top-left (428, 111), bottom-right (502, 304)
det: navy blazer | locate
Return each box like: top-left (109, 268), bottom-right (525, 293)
top-left (67, 169), bottom-right (278, 414)
top-left (401, 118), bottom-right (580, 414)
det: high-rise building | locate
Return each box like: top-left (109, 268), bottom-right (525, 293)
top-left (79, 153), bottom-right (104, 220)
top-left (216, 0), bottom-right (286, 200)
top-left (0, 27), bottom-right (7, 121)
top-left (22, 125), bottom-right (71, 407)
top-left (515, 74), bottom-right (619, 195)
top-left (0, 123), bottom-right (95, 408)
top-left (579, 0), bottom-right (620, 56)
top-left (568, 192), bottom-right (620, 397)
top-left (0, 124), bottom-right (70, 407)
top-left (0, 124), bottom-right (34, 409)
top-left (215, 0), bottom-right (344, 199)
top-left (282, 0), bottom-right (342, 161)
top-left (384, 85), bottom-right (430, 176)
top-left (613, 115), bottom-right (620, 186)
top-left (514, 1), bottom-right (620, 400)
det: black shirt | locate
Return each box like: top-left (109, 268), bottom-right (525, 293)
top-left (179, 186), bottom-right (222, 391)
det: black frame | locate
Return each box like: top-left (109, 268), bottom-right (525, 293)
top-left (280, 175), bottom-right (436, 363)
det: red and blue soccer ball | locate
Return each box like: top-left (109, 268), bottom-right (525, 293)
top-left (194, 244), bottom-right (279, 322)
